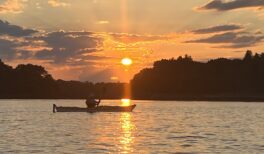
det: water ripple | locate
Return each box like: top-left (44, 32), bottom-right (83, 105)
top-left (0, 100), bottom-right (264, 153)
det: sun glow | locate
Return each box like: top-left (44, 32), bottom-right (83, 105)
top-left (121, 99), bottom-right (131, 106)
top-left (121, 58), bottom-right (133, 66)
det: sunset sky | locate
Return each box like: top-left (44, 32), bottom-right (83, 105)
top-left (1, 0), bottom-right (264, 82)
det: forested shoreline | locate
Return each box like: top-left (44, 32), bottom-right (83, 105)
top-left (131, 51), bottom-right (264, 101)
top-left (0, 60), bottom-right (125, 99)
top-left (1, 50), bottom-right (264, 101)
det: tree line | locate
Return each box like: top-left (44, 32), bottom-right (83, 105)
top-left (0, 60), bottom-right (125, 99)
top-left (131, 51), bottom-right (264, 101)
top-left (1, 50), bottom-right (264, 101)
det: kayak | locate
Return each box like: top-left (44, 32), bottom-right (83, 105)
top-left (53, 104), bottom-right (136, 113)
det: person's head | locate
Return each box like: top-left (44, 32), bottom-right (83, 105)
top-left (87, 93), bottom-right (95, 99)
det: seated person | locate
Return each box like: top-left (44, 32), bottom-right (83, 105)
top-left (85, 95), bottom-right (101, 108)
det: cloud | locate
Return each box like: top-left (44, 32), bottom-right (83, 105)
top-left (0, 20), bottom-right (103, 64)
top-left (97, 20), bottom-right (109, 25)
top-left (48, 0), bottom-right (70, 7)
top-left (35, 48), bottom-right (100, 64)
top-left (40, 31), bottom-right (102, 50)
top-left (185, 31), bottom-right (264, 48)
top-left (0, 20), bottom-right (37, 37)
top-left (0, 38), bottom-right (17, 58)
top-left (0, 19), bottom-right (37, 59)
top-left (110, 33), bottom-right (171, 44)
top-left (0, 0), bottom-right (25, 13)
top-left (34, 31), bottom-right (103, 64)
top-left (199, 0), bottom-right (264, 11)
top-left (0, 38), bottom-right (33, 59)
top-left (192, 24), bottom-right (243, 34)
top-left (0, 20), bottom-right (105, 65)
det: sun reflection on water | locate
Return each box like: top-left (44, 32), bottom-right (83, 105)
top-left (119, 112), bottom-right (136, 153)
top-left (121, 99), bottom-right (131, 106)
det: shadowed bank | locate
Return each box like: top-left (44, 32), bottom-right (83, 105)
top-left (1, 50), bottom-right (264, 101)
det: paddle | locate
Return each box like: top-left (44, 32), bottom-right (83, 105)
top-left (96, 86), bottom-right (106, 107)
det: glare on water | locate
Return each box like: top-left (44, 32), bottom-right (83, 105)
top-left (121, 99), bottom-right (131, 106)
top-left (119, 113), bottom-right (135, 153)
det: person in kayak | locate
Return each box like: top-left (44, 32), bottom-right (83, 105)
top-left (85, 94), bottom-right (101, 108)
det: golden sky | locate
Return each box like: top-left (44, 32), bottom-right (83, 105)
top-left (1, 0), bottom-right (264, 82)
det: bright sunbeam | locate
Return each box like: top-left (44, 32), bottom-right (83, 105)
top-left (121, 58), bottom-right (133, 66)
top-left (121, 99), bottom-right (131, 106)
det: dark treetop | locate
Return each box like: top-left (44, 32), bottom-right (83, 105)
top-left (0, 60), bottom-right (125, 99)
top-left (131, 50), bottom-right (264, 101)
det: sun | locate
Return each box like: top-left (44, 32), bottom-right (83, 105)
top-left (121, 58), bottom-right (133, 66)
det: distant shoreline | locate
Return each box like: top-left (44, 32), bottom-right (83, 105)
top-left (133, 95), bottom-right (264, 102)
top-left (1, 96), bottom-right (264, 102)
top-left (2, 51), bottom-right (264, 102)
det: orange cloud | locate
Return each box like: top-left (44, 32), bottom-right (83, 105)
top-left (0, 0), bottom-right (25, 14)
top-left (48, 0), bottom-right (70, 7)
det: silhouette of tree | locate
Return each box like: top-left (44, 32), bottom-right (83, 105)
top-left (243, 50), bottom-right (253, 61)
top-left (0, 59), bottom-right (125, 99)
top-left (131, 51), bottom-right (264, 101)
top-left (0, 59), bottom-right (12, 71)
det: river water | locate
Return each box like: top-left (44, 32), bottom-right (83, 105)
top-left (0, 100), bottom-right (263, 153)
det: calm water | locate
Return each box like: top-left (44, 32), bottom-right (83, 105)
top-left (0, 100), bottom-right (264, 154)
